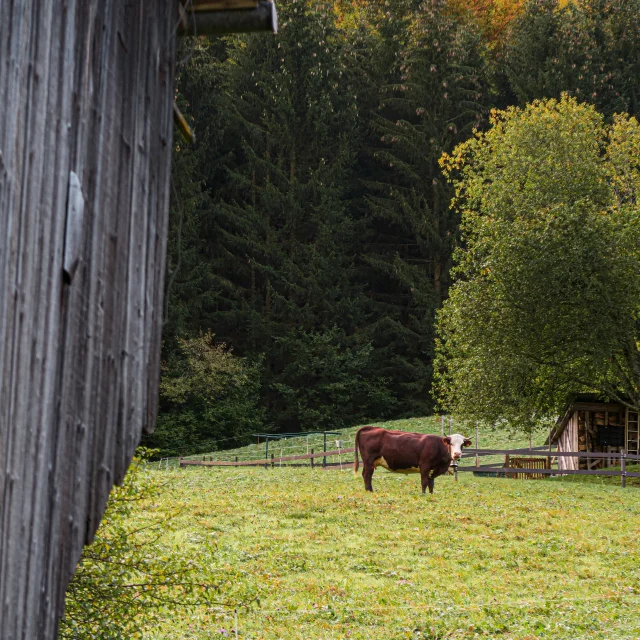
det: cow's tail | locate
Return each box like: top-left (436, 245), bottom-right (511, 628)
top-left (353, 428), bottom-right (362, 476)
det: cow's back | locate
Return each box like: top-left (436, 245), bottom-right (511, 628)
top-left (356, 428), bottom-right (447, 472)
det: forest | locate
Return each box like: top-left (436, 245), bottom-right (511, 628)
top-left (145, 0), bottom-right (640, 457)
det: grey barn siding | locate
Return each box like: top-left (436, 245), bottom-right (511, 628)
top-left (0, 1), bottom-right (176, 637)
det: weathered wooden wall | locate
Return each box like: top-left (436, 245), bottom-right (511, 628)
top-left (557, 412), bottom-right (579, 471)
top-left (0, 1), bottom-right (176, 637)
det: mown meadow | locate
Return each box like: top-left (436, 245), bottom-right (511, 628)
top-left (135, 420), bottom-right (640, 640)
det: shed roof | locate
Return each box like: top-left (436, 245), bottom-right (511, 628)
top-left (546, 393), bottom-right (625, 444)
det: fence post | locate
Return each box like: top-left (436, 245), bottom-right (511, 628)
top-left (202, 455), bottom-right (206, 462)
top-left (505, 454), bottom-right (510, 479)
top-left (235, 456), bottom-right (238, 464)
top-left (475, 421), bottom-right (479, 468)
top-left (621, 450), bottom-right (626, 489)
top-left (271, 453), bottom-right (274, 469)
top-left (323, 433), bottom-right (327, 468)
top-left (311, 448), bottom-right (314, 469)
top-left (441, 415), bottom-right (445, 437)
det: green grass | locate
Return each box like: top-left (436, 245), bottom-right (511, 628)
top-left (136, 422), bottom-right (640, 639)
top-left (546, 463), bottom-right (640, 488)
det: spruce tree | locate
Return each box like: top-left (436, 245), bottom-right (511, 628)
top-left (163, 39), bottom-right (237, 346)
top-left (358, 0), bottom-right (490, 415)
top-left (505, 0), bottom-right (640, 119)
top-left (189, 0), bottom-right (393, 430)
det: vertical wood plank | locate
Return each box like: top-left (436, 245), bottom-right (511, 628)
top-left (0, 1), bottom-right (177, 637)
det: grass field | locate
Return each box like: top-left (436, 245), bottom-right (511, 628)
top-left (137, 421), bottom-right (640, 640)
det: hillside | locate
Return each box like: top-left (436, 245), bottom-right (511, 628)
top-left (175, 416), bottom-right (549, 466)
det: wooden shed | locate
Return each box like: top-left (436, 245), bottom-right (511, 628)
top-left (0, 1), bottom-right (276, 638)
top-left (547, 394), bottom-right (639, 471)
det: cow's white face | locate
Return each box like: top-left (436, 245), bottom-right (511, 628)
top-left (446, 433), bottom-right (472, 461)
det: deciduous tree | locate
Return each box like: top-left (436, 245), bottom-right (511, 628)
top-left (435, 96), bottom-right (640, 429)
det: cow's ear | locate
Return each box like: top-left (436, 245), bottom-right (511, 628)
top-left (442, 437), bottom-right (452, 445)
top-left (463, 439), bottom-right (472, 448)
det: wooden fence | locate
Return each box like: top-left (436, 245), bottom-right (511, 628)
top-left (180, 447), bottom-right (355, 468)
top-left (461, 448), bottom-right (640, 488)
top-left (180, 445), bottom-right (640, 487)
top-left (504, 456), bottom-right (551, 479)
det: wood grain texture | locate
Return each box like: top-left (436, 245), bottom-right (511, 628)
top-left (0, 1), bottom-right (176, 636)
top-left (557, 412), bottom-right (580, 472)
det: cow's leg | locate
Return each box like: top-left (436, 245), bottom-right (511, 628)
top-left (420, 467), bottom-right (432, 494)
top-left (362, 463), bottom-right (375, 492)
top-left (429, 467), bottom-right (447, 494)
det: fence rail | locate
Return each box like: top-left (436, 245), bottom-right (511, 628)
top-left (458, 466), bottom-right (640, 478)
top-left (180, 447), bottom-right (355, 467)
top-left (471, 448), bottom-right (640, 460)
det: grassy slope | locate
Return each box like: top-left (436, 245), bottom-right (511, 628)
top-left (178, 417), bottom-right (547, 465)
top-left (140, 422), bottom-right (640, 640)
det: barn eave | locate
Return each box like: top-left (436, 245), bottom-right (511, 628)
top-left (179, 0), bottom-right (278, 36)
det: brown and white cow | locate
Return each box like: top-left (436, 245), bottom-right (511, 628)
top-left (353, 426), bottom-right (472, 493)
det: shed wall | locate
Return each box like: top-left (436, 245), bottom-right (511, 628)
top-left (0, 2), bottom-right (176, 637)
top-left (557, 411), bottom-right (579, 471)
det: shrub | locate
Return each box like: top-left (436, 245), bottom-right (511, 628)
top-left (60, 451), bottom-right (255, 638)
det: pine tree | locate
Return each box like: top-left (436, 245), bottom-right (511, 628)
top-left (505, 0), bottom-right (640, 118)
top-left (183, 0), bottom-right (394, 430)
top-left (164, 39), bottom-right (237, 346)
top-left (357, 0), bottom-right (490, 415)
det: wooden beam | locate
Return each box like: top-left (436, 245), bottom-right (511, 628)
top-left (179, 0), bottom-right (277, 35)
top-left (191, 0), bottom-right (259, 10)
top-left (173, 103), bottom-right (195, 145)
top-left (572, 402), bottom-right (623, 412)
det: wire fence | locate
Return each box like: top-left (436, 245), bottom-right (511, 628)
top-left (148, 433), bottom-right (350, 470)
top-left (176, 445), bottom-right (640, 487)
top-left (178, 433), bottom-right (350, 461)
top-left (151, 417), bottom-right (559, 466)
top-left (148, 419), bottom-right (553, 472)
top-left (152, 417), bottom-right (486, 469)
